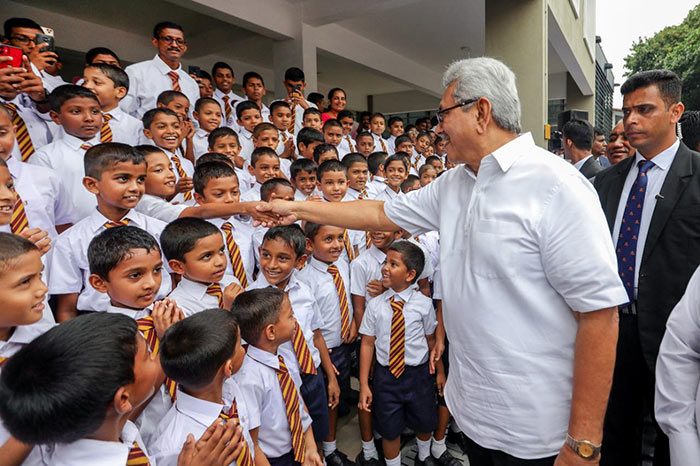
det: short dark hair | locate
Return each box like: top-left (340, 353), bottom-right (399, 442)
top-left (303, 108), bottom-right (322, 119)
top-left (251, 147), bottom-right (279, 168)
top-left (192, 69), bottom-right (212, 83)
top-left (253, 122), bottom-right (277, 138)
top-left (84, 143), bottom-right (146, 180)
top-left (142, 107), bottom-right (179, 130)
top-left (49, 85), bottom-right (100, 113)
top-left (371, 113), bottom-right (386, 123)
top-left (160, 218), bottom-right (221, 262)
top-left (85, 47), bottom-right (120, 65)
top-left (620, 70), bottom-right (682, 107)
top-left (88, 226), bottom-right (161, 280)
top-left (232, 288), bottom-right (286, 345)
top-left (317, 159), bottom-right (346, 181)
top-left (193, 161), bottom-right (237, 195)
top-left (3, 18), bottom-right (41, 38)
top-left (313, 143), bottom-right (338, 164)
top-left (211, 61), bottom-right (234, 78)
top-left (337, 110), bottom-right (354, 122)
top-left (0, 313), bottom-right (138, 444)
top-left (384, 153), bottom-right (409, 171)
top-left (388, 240), bottom-right (424, 283)
top-left (134, 144), bottom-right (165, 158)
top-left (304, 221), bottom-right (323, 241)
top-left (269, 100), bottom-right (291, 114)
top-left (85, 63), bottom-right (129, 90)
top-left (388, 116), bottom-right (403, 126)
top-left (327, 88), bottom-right (346, 101)
top-left (356, 131), bottom-right (374, 142)
top-left (290, 158), bottom-right (317, 180)
top-left (593, 126), bottom-right (606, 137)
top-left (160, 309), bottom-right (240, 388)
top-left (297, 127), bottom-right (325, 151)
top-left (341, 153), bottom-right (367, 169)
top-left (680, 110), bottom-right (700, 151)
top-left (260, 178), bottom-right (294, 202)
top-left (194, 97), bottom-right (220, 113)
top-left (153, 21), bottom-right (184, 39)
top-left (368, 152), bottom-right (388, 175)
top-left (394, 134), bottom-right (412, 147)
top-left (562, 119), bottom-right (594, 151)
top-left (236, 100), bottom-right (261, 120)
top-left (242, 71), bottom-right (264, 87)
top-left (401, 174), bottom-right (420, 193)
top-left (423, 156), bottom-right (441, 167)
top-left (208, 127), bottom-right (239, 148)
top-left (323, 119), bottom-right (342, 132)
top-left (284, 67), bottom-right (305, 82)
top-left (195, 152), bottom-right (235, 169)
top-left (157, 90), bottom-right (189, 106)
top-left (0, 232), bottom-right (38, 275)
top-left (307, 92), bottom-right (324, 107)
top-left (263, 225), bottom-right (306, 258)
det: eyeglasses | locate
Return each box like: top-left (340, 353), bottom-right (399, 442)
top-left (9, 35), bottom-right (33, 45)
top-left (159, 36), bottom-right (186, 46)
top-left (436, 98), bottom-right (478, 124)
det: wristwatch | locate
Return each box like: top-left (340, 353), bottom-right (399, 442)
top-left (565, 434), bottom-right (601, 459)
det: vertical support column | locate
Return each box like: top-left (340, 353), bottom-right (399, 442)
top-left (566, 73), bottom-right (595, 124)
top-left (485, 0), bottom-right (548, 147)
top-left (273, 23), bottom-right (318, 98)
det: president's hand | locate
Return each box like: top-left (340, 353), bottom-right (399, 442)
top-left (255, 200), bottom-right (298, 227)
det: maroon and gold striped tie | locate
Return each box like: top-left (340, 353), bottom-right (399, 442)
top-left (80, 144), bottom-right (93, 151)
top-left (276, 355), bottom-right (305, 462)
top-left (167, 71), bottom-right (181, 92)
top-left (365, 231), bottom-right (372, 249)
top-left (327, 265), bottom-right (351, 340)
top-left (10, 186), bottom-right (29, 234)
top-left (136, 316), bottom-right (178, 403)
top-left (104, 218), bottom-right (130, 229)
top-left (378, 138), bottom-right (387, 153)
top-left (4, 103), bottom-right (35, 161)
top-left (291, 319), bottom-right (317, 375)
top-left (100, 113), bottom-right (113, 143)
top-left (388, 297), bottom-right (406, 378)
top-left (221, 222), bottom-right (248, 288)
top-left (206, 283), bottom-right (224, 308)
top-left (222, 96), bottom-right (232, 124)
top-left (127, 441), bottom-right (151, 465)
top-left (170, 155), bottom-right (193, 201)
top-left (0, 356), bottom-right (7, 367)
top-left (342, 229), bottom-right (355, 262)
top-left (219, 399), bottom-right (254, 466)
top-left (289, 104), bottom-right (296, 135)
top-left (345, 136), bottom-right (355, 153)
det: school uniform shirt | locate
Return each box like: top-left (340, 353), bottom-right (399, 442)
top-left (148, 385), bottom-right (256, 466)
top-left (1, 95), bottom-right (53, 153)
top-left (236, 167), bottom-right (255, 195)
top-left (208, 216), bottom-right (256, 283)
top-left (214, 89), bottom-right (245, 128)
top-left (49, 209), bottom-right (170, 312)
top-left (297, 256), bottom-right (353, 349)
top-left (234, 345), bottom-right (312, 459)
top-left (410, 153), bottom-right (426, 176)
top-left (346, 186), bottom-right (377, 201)
top-left (136, 193), bottom-right (188, 223)
top-left (102, 107), bottom-right (143, 146)
top-left (192, 128), bottom-right (210, 161)
top-left (279, 157), bottom-right (292, 180)
top-left (238, 128), bottom-right (255, 166)
top-left (240, 181), bottom-right (262, 202)
top-left (293, 187), bottom-right (321, 201)
top-left (359, 287), bottom-right (437, 367)
top-left (168, 275), bottom-right (241, 317)
top-left (285, 99), bottom-right (317, 135)
top-left (386, 135), bottom-right (397, 154)
top-left (42, 72), bottom-right (68, 90)
top-left (122, 54), bottom-right (199, 118)
top-left (104, 303), bottom-right (153, 321)
top-left (250, 273), bottom-right (325, 369)
top-left (275, 129), bottom-right (292, 156)
top-left (163, 148), bottom-right (195, 206)
top-left (29, 132), bottom-right (101, 220)
top-left (233, 100), bottom-right (270, 133)
top-left (415, 231), bottom-right (440, 279)
top-left (337, 135), bottom-right (356, 160)
top-left (374, 184), bottom-right (401, 203)
top-left (371, 133), bottom-right (389, 153)
top-left (50, 420), bottom-right (152, 466)
top-left (367, 176), bottom-right (386, 195)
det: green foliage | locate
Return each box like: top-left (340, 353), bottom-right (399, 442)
top-left (624, 5), bottom-right (700, 110)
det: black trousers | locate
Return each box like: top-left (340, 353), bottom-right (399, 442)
top-left (601, 313), bottom-right (670, 466)
top-left (463, 436), bottom-right (556, 466)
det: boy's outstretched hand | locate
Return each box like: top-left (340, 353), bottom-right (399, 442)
top-left (152, 298), bottom-right (184, 339)
top-left (177, 418), bottom-right (244, 466)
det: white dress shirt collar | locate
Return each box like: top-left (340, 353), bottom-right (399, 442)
top-left (105, 304), bottom-right (151, 320)
top-left (483, 132), bottom-right (534, 174)
top-left (175, 388), bottom-right (226, 426)
top-left (50, 420), bottom-right (143, 466)
top-left (0, 319), bottom-right (54, 350)
top-left (253, 271), bottom-right (302, 294)
top-left (387, 286), bottom-right (414, 304)
top-left (573, 154), bottom-right (594, 171)
top-left (635, 138), bottom-right (680, 171)
top-left (87, 208), bottom-right (140, 233)
top-left (103, 106), bottom-right (126, 121)
top-left (309, 256), bottom-right (334, 273)
top-left (367, 245), bottom-right (386, 263)
top-left (176, 276), bottom-right (215, 300)
top-left (60, 131), bottom-right (101, 150)
top-left (153, 54), bottom-right (182, 75)
top-left (246, 344), bottom-right (282, 370)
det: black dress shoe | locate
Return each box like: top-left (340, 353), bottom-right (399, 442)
top-left (433, 450), bottom-right (462, 466)
top-left (415, 455), bottom-right (438, 466)
top-left (355, 452), bottom-right (384, 466)
top-left (325, 450), bottom-right (356, 466)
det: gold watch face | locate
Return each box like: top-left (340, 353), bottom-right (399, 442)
top-left (577, 443), bottom-right (595, 458)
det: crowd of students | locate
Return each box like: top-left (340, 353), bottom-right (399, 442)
top-left (0, 17), bottom-right (463, 466)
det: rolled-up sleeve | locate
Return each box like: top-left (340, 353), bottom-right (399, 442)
top-left (384, 172), bottom-right (442, 236)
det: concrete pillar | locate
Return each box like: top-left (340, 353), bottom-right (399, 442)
top-left (485, 0), bottom-right (548, 147)
top-left (565, 73), bottom-right (595, 125)
top-left (273, 24), bottom-right (318, 98)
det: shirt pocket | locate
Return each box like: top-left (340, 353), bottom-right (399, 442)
top-left (470, 219), bottom-right (519, 279)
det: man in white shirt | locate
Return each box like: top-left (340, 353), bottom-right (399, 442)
top-left (261, 57), bottom-right (627, 465)
top-left (122, 21), bottom-right (199, 118)
top-left (211, 61), bottom-right (244, 128)
top-left (561, 118), bottom-right (604, 180)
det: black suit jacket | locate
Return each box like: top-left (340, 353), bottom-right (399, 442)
top-left (580, 156), bottom-right (604, 179)
top-left (594, 142), bottom-right (700, 370)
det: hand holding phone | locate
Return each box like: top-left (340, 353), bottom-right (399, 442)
top-left (29, 33), bottom-right (58, 70)
top-left (0, 45), bottom-right (23, 69)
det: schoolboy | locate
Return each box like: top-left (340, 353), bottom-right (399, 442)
top-left (367, 152), bottom-right (388, 191)
top-left (142, 107), bottom-right (195, 204)
top-left (192, 97), bottom-right (223, 160)
top-left (283, 67), bottom-right (317, 135)
top-left (336, 110), bottom-right (356, 158)
top-left (434, 134), bottom-right (448, 162)
top-left (149, 308), bottom-right (254, 466)
top-left (212, 61), bottom-right (243, 128)
top-left (393, 134), bottom-right (414, 157)
top-left (193, 162), bottom-right (256, 287)
top-left (313, 143), bottom-right (339, 165)
top-left (82, 63), bottom-right (142, 145)
top-left (29, 84), bottom-right (102, 220)
top-left (297, 127), bottom-right (325, 161)
top-left (207, 126), bottom-right (254, 190)
top-left (250, 226), bottom-right (339, 445)
top-left (425, 155), bottom-right (444, 174)
top-left (155, 90), bottom-right (194, 161)
top-left (0, 233), bottom-right (53, 465)
top-left (254, 122), bottom-right (292, 179)
top-left (375, 153), bottom-right (408, 202)
top-left (358, 241), bottom-right (437, 466)
top-left (386, 116), bottom-right (404, 153)
top-left (401, 175), bottom-right (420, 194)
top-left (323, 119), bottom-right (343, 149)
top-left (85, 46), bottom-right (121, 67)
top-left (49, 143), bottom-right (170, 321)
top-left (369, 113), bottom-right (388, 153)
top-left (413, 131), bottom-right (432, 170)
top-left (162, 217), bottom-right (243, 316)
top-left (419, 164), bottom-right (437, 187)
top-left (252, 179), bottom-right (296, 261)
top-left (192, 68), bottom-right (214, 99)
top-left (355, 132), bottom-right (375, 158)
top-left (233, 287), bottom-right (323, 466)
top-left (297, 223), bottom-right (356, 466)
top-left (269, 100), bottom-right (295, 157)
top-left (303, 108), bottom-right (323, 131)
top-left (237, 71), bottom-right (270, 125)
top-left (236, 100), bottom-right (263, 164)
top-left (290, 158), bottom-right (319, 201)
top-left (341, 153), bottom-right (374, 200)
top-left (240, 147), bottom-right (283, 202)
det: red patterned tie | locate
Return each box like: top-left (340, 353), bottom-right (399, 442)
top-left (170, 155), bottom-right (193, 201)
top-left (206, 283), bottom-right (224, 308)
top-left (327, 265), bottom-right (351, 340)
top-left (10, 186), bottom-right (29, 234)
top-left (388, 297), bottom-right (406, 378)
top-left (103, 218), bottom-right (131, 229)
top-left (127, 441), bottom-right (151, 465)
top-left (221, 222), bottom-right (248, 288)
top-left (100, 113), bottom-right (113, 143)
top-left (4, 103), bottom-right (35, 161)
top-left (276, 355), bottom-right (305, 462)
top-left (218, 400), bottom-right (254, 466)
top-left (136, 316), bottom-right (178, 403)
top-left (167, 71), bottom-right (181, 92)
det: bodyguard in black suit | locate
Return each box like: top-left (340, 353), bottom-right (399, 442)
top-left (562, 118), bottom-right (604, 180)
top-left (594, 70), bottom-right (700, 466)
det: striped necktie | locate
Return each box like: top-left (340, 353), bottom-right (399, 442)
top-left (389, 297), bottom-right (406, 378)
top-left (345, 136), bottom-right (355, 153)
top-left (80, 143), bottom-right (92, 151)
top-left (365, 231), bottom-right (372, 249)
top-left (206, 283), bottom-right (224, 308)
top-left (276, 355), bottom-right (305, 463)
top-left (358, 188), bottom-right (368, 199)
top-left (221, 222), bottom-right (248, 288)
top-left (4, 103), bottom-right (35, 161)
top-left (100, 113), bottom-right (113, 143)
top-left (0, 356), bottom-right (7, 367)
top-left (127, 441), bottom-right (151, 465)
top-left (378, 137), bottom-right (387, 153)
top-left (327, 264), bottom-right (351, 340)
top-left (289, 104), bottom-right (296, 134)
top-left (280, 131), bottom-right (288, 143)
top-left (170, 155), bottom-right (193, 201)
top-left (136, 316), bottom-right (178, 403)
top-left (10, 186), bottom-right (29, 234)
top-left (167, 71), bottom-right (181, 92)
top-left (342, 229), bottom-right (355, 262)
top-left (104, 218), bottom-right (131, 229)
top-left (222, 96), bottom-right (232, 124)
top-left (291, 315), bottom-right (317, 375)
top-left (218, 400), bottom-right (254, 466)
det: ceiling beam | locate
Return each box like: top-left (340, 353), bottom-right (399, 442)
top-left (301, 0), bottom-right (425, 27)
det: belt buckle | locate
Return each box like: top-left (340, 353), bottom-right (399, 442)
top-left (621, 302), bottom-right (637, 315)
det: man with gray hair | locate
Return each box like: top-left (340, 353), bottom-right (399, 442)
top-left (258, 57), bottom-right (627, 465)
